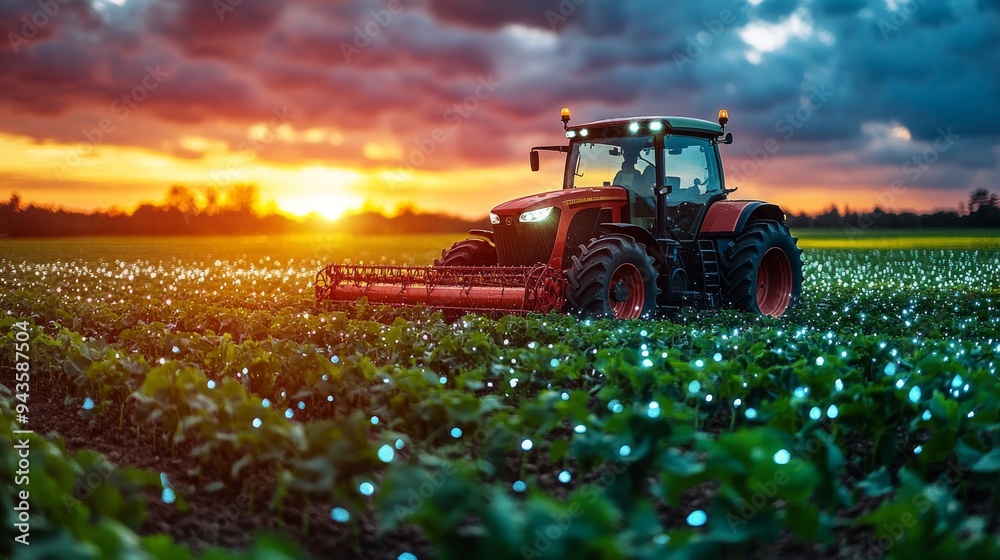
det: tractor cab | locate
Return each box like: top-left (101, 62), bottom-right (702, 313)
top-left (549, 114), bottom-right (728, 241)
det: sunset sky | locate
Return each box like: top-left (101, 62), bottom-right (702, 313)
top-left (1, 0), bottom-right (998, 219)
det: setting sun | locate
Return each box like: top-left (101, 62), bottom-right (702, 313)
top-left (280, 195), bottom-right (353, 220)
top-left (277, 166), bottom-right (365, 220)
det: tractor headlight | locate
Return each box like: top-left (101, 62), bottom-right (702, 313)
top-left (519, 207), bottom-right (554, 223)
top-left (490, 212), bottom-right (500, 224)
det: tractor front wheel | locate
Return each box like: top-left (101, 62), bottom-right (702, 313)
top-left (566, 234), bottom-right (659, 319)
top-left (720, 221), bottom-right (803, 317)
top-left (434, 238), bottom-right (497, 267)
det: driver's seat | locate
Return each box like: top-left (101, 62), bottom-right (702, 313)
top-left (616, 167), bottom-right (655, 226)
top-left (612, 168), bottom-right (642, 188)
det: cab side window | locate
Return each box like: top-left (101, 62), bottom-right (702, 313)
top-left (663, 136), bottom-right (720, 203)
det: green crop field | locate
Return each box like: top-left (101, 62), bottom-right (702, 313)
top-left (2, 231), bottom-right (999, 560)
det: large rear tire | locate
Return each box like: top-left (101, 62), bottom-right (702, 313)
top-left (434, 238), bottom-right (497, 267)
top-left (566, 234), bottom-right (660, 319)
top-left (720, 221), bottom-right (803, 317)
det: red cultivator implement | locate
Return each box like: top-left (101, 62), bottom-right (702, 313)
top-left (315, 264), bottom-right (566, 314)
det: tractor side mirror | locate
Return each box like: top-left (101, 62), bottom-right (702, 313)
top-left (529, 150), bottom-right (540, 172)
top-left (721, 132), bottom-right (734, 145)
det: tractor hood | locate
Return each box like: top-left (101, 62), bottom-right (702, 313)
top-left (491, 187), bottom-right (627, 215)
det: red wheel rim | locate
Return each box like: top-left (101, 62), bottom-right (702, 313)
top-left (756, 247), bottom-right (793, 317)
top-left (608, 263), bottom-right (644, 319)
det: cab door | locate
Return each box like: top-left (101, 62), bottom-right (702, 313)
top-left (662, 135), bottom-right (723, 238)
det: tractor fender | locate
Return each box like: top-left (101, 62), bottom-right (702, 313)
top-left (598, 223), bottom-right (668, 268)
top-left (468, 228), bottom-right (495, 243)
top-left (699, 201), bottom-right (785, 236)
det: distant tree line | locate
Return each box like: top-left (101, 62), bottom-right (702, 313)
top-left (0, 185), bottom-right (996, 238)
top-left (786, 189), bottom-right (998, 230)
top-left (0, 184), bottom-right (489, 238)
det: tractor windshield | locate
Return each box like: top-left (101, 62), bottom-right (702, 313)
top-left (567, 135), bottom-right (656, 192)
top-left (567, 134), bottom-right (657, 228)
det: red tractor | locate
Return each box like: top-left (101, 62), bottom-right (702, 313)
top-left (317, 109), bottom-right (803, 319)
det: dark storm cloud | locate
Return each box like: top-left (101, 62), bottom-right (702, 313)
top-left (144, 61), bottom-right (265, 123)
top-left (0, 0), bottom-right (101, 51)
top-left (147, 0), bottom-right (285, 57)
top-left (0, 0), bottom-right (997, 196)
top-left (423, 0), bottom-right (556, 29)
top-left (272, 9), bottom-right (494, 76)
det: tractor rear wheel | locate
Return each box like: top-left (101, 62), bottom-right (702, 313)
top-left (566, 234), bottom-right (660, 319)
top-left (434, 238), bottom-right (497, 267)
top-left (720, 221), bottom-right (803, 317)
